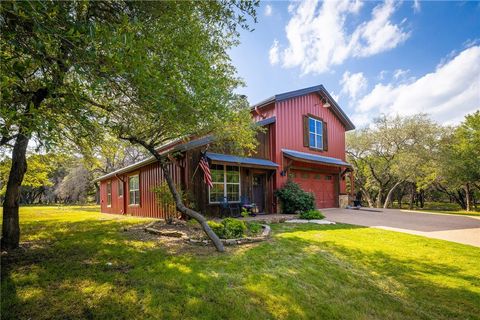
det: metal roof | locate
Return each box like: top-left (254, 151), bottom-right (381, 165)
top-left (282, 149), bottom-right (352, 167)
top-left (206, 152), bottom-right (279, 168)
top-left (94, 136), bottom-right (215, 182)
top-left (256, 116), bottom-right (276, 126)
top-left (251, 85), bottom-right (355, 131)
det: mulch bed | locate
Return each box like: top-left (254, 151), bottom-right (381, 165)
top-left (122, 219), bottom-right (270, 253)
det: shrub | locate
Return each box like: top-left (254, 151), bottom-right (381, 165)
top-left (207, 220), bottom-right (225, 238)
top-left (246, 222), bottom-right (262, 235)
top-left (207, 218), bottom-right (247, 239)
top-left (275, 180), bottom-right (316, 214)
top-left (299, 209), bottom-right (325, 220)
top-left (222, 218), bottom-right (247, 239)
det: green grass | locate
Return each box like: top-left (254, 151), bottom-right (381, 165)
top-left (1, 206), bottom-right (479, 320)
top-left (393, 201), bottom-right (480, 216)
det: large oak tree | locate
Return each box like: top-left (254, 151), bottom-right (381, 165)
top-left (1, 1), bottom-right (258, 251)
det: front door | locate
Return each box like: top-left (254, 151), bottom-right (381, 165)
top-left (252, 173), bottom-right (266, 213)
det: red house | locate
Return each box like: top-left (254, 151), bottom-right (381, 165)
top-left (96, 85), bottom-right (355, 218)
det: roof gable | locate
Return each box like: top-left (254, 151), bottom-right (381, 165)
top-left (252, 85), bottom-right (355, 131)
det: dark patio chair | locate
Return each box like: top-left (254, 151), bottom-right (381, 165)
top-left (218, 197), bottom-right (241, 218)
top-left (218, 196), bottom-right (230, 217)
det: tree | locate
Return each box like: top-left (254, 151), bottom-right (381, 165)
top-left (1, 1), bottom-right (258, 251)
top-left (347, 114), bottom-right (443, 208)
top-left (437, 111), bottom-right (480, 211)
top-left (55, 163), bottom-right (92, 204)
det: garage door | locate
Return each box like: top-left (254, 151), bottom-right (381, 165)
top-left (291, 170), bottom-right (336, 208)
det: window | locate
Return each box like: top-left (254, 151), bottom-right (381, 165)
top-left (106, 181), bottom-right (112, 207)
top-left (309, 117), bottom-right (323, 149)
top-left (118, 180), bottom-right (124, 197)
top-left (129, 175), bottom-right (140, 205)
top-left (209, 165), bottom-right (240, 203)
top-left (325, 175), bottom-right (332, 181)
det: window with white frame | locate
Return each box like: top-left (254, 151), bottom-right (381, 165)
top-left (106, 181), bottom-right (112, 207)
top-left (129, 175), bottom-right (140, 205)
top-left (209, 164), bottom-right (240, 203)
top-left (309, 117), bottom-right (323, 149)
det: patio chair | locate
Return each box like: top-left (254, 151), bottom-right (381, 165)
top-left (218, 197), bottom-right (241, 218)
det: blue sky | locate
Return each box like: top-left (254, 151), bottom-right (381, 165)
top-left (230, 0), bottom-right (480, 126)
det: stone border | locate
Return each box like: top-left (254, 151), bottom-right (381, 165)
top-left (142, 222), bottom-right (271, 246)
top-left (285, 219), bottom-right (335, 225)
top-left (188, 224), bottom-right (271, 246)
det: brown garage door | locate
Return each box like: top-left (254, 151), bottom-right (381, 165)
top-left (291, 170), bottom-right (337, 208)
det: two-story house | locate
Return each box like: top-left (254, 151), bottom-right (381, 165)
top-left (96, 85), bottom-right (355, 218)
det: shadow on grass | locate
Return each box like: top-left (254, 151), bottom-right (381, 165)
top-left (2, 220), bottom-right (479, 319)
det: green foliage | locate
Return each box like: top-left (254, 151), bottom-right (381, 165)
top-left (222, 218), bottom-right (247, 239)
top-left (207, 220), bottom-right (225, 239)
top-left (241, 207), bottom-right (250, 218)
top-left (347, 114), bottom-right (448, 208)
top-left (207, 218), bottom-right (247, 239)
top-left (439, 111), bottom-right (480, 186)
top-left (299, 210), bottom-right (325, 220)
top-left (275, 180), bottom-right (316, 214)
top-left (246, 222), bottom-right (262, 235)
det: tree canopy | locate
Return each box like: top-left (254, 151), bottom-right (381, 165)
top-left (1, 0), bottom-right (259, 251)
top-left (347, 112), bottom-right (480, 211)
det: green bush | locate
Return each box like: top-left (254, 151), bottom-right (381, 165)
top-left (275, 180), bottom-right (316, 214)
top-left (246, 222), bottom-right (262, 235)
top-left (207, 220), bottom-right (225, 238)
top-left (299, 209), bottom-right (325, 220)
top-left (222, 218), bottom-right (247, 239)
top-left (207, 218), bottom-right (247, 239)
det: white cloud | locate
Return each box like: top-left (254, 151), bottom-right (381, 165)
top-left (393, 68), bottom-right (410, 81)
top-left (269, 39), bottom-right (280, 65)
top-left (350, 0), bottom-right (410, 57)
top-left (355, 46), bottom-right (480, 125)
top-left (413, 0), bottom-right (421, 13)
top-left (340, 71), bottom-right (368, 99)
top-left (264, 4), bottom-right (273, 17)
top-left (270, 0), bottom-right (409, 74)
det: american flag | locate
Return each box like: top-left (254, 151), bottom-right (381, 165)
top-left (199, 153), bottom-right (213, 188)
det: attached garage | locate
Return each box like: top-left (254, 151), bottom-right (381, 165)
top-left (290, 170), bottom-right (337, 208)
top-left (282, 149), bottom-right (353, 209)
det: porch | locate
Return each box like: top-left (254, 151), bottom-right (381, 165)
top-left (199, 152), bottom-right (279, 216)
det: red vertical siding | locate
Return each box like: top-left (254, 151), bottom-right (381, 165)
top-left (273, 93), bottom-right (348, 194)
top-left (100, 161), bottom-right (181, 219)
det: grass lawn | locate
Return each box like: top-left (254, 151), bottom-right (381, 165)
top-left (393, 201), bottom-right (480, 216)
top-left (1, 206), bottom-right (479, 320)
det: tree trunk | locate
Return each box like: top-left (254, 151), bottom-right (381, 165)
top-left (361, 190), bottom-right (374, 207)
top-left (94, 182), bottom-right (100, 205)
top-left (465, 183), bottom-right (471, 212)
top-left (409, 183), bottom-right (416, 210)
top-left (383, 181), bottom-right (403, 209)
top-left (419, 189), bottom-right (425, 208)
top-left (375, 188), bottom-right (383, 208)
top-left (1, 134), bottom-right (30, 251)
top-left (159, 161), bottom-right (225, 252)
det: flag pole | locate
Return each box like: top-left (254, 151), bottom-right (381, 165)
top-left (191, 145), bottom-right (209, 182)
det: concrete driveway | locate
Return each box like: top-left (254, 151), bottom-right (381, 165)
top-left (322, 208), bottom-right (480, 247)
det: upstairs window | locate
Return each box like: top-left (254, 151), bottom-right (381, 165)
top-left (309, 117), bottom-right (323, 149)
top-left (303, 115), bottom-right (328, 151)
top-left (106, 181), bottom-right (112, 207)
top-left (129, 175), bottom-right (140, 206)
